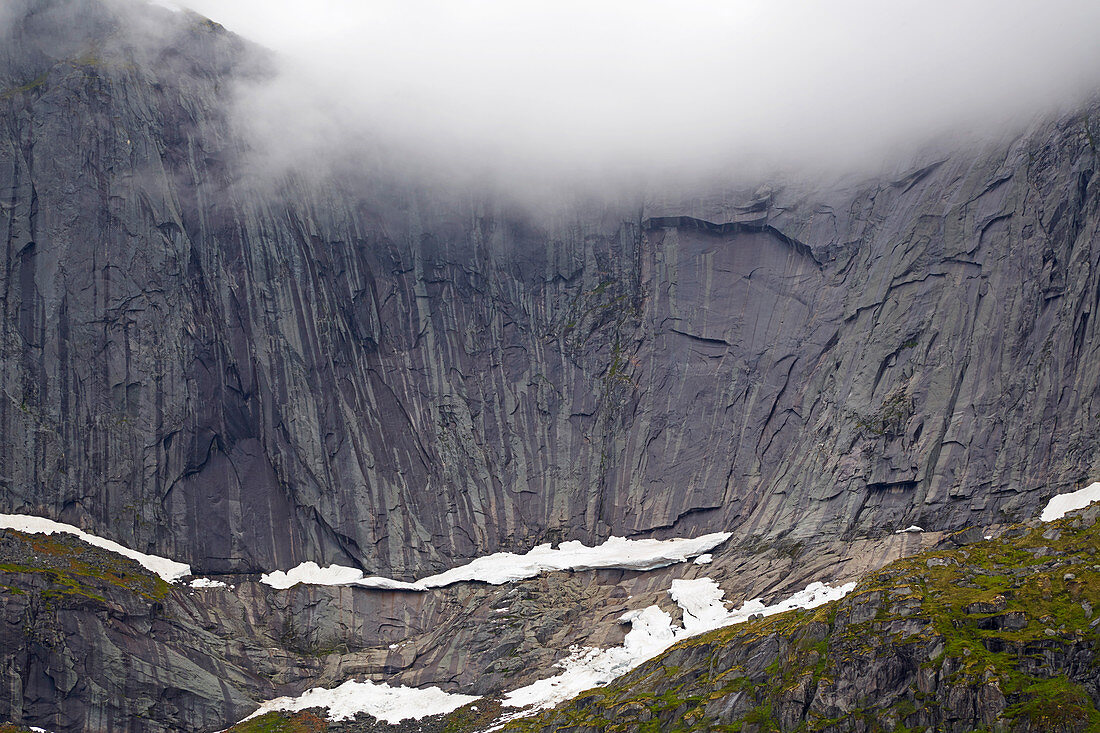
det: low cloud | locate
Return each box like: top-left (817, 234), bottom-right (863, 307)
top-left (162, 0), bottom-right (1100, 188)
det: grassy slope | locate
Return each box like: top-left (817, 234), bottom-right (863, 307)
top-left (0, 529), bottom-right (170, 605)
top-left (494, 510), bottom-right (1100, 732)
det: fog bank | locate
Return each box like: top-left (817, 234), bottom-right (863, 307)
top-left (160, 0), bottom-right (1100, 186)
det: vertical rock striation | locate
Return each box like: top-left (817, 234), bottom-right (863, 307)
top-left (0, 0), bottom-right (1098, 582)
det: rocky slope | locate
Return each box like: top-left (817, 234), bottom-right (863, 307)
top-left (0, 527), bottom-right (321, 732)
top-left (1, 521), bottom-right (938, 732)
top-left (227, 501), bottom-right (1095, 730)
top-left (2, 0), bottom-right (1100, 730)
top-left (217, 504), bottom-right (1100, 732)
top-left (470, 505), bottom-right (1100, 733)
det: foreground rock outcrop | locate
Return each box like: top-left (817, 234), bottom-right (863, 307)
top-left (447, 506), bottom-right (1100, 732)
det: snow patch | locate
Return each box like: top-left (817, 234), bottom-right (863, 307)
top-left (499, 576), bottom-right (855, 716)
top-left (895, 525), bottom-right (924, 534)
top-left (241, 679), bottom-right (477, 724)
top-left (0, 514), bottom-right (191, 582)
top-left (262, 533), bottom-right (732, 591)
top-left (261, 562), bottom-right (367, 589)
top-left (1040, 482), bottom-right (1100, 522)
top-left (189, 578), bottom-right (227, 589)
top-left (693, 553), bottom-right (713, 565)
top-left (501, 605), bottom-right (676, 713)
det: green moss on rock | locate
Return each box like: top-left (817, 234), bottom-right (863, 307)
top-left (494, 509), bottom-right (1100, 733)
top-left (0, 529), bottom-right (171, 604)
top-left (227, 711), bottom-right (327, 733)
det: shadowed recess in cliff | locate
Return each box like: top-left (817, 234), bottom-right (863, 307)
top-left (643, 217), bottom-right (822, 266)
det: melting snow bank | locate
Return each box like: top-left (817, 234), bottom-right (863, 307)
top-left (261, 532), bottom-right (732, 591)
top-left (189, 578), bottom-right (228, 589)
top-left (0, 514), bottom-right (191, 582)
top-left (499, 577), bottom-right (855, 716)
top-left (1041, 482), bottom-right (1100, 522)
top-left (240, 679), bottom-right (478, 725)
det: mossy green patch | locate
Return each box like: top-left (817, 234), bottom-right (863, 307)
top-left (0, 530), bottom-right (170, 604)
top-left (1004, 677), bottom-right (1100, 729)
top-left (224, 711), bottom-right (327, 733)
top-left (0, 73), bottom-right (48, 100)
top-left (441, 698), bottom-right (504, 733)
top-left (497, 510), bottom-right (1100, 732)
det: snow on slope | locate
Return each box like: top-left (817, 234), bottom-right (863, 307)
top-left (239, 574), bottom-right (854, 727)
top-left (240, 679), bottom-right (478, 725)
top-left (500, 577), bottom-right (855, 716)
top-left (261, 532), bottom-right (733, 591)
top-left (1040, 482), bottom-right (1100, 521)
top-left (0, 514), bottom-right (191, 582)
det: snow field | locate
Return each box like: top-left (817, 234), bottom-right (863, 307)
top-left (240, 679), bottom-right (478, 724)
top-left (241, 574), bottom-right (854, 727)
top-left (499, 576), bottom-right (855, 715)
top-left (189, 578), bottom-right (229, 589)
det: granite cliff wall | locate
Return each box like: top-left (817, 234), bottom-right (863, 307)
top-left (1, 0), bottom-right (1099, 580)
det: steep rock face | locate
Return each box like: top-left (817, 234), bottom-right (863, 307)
top-left (1, 0), bottom-right (1099, 581)
top-left (0, 530), bottom-right (289, 733)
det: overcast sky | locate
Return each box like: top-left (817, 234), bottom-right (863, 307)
top-left (159, 0), bottom-right (1100, 185)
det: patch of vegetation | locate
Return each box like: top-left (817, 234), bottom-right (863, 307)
top-left (0, 530), bottom-right (170, 605)
top-left (226, 711), bottom-right (327, 733)
top-left (494, 510), bottom-right (1100, 732)
top-left (0, 73), bottom-right (48, 101)
top-left (442, 699), bottom-right (504, 732)
top-left (856, 385), bottom-right (914, 438)
top-left (1005, 677), bottom-right (1100, 729)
